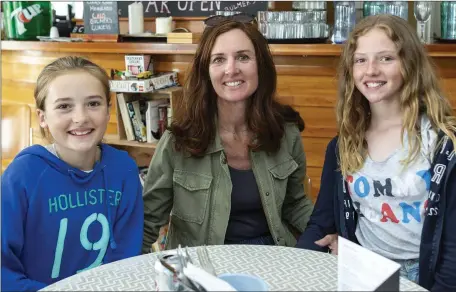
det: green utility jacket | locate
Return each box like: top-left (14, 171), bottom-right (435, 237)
top-left (142, 123), bottom-right (314, 253)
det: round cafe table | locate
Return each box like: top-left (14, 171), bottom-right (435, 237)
top-left (41, 245), bottom-right (427, 291)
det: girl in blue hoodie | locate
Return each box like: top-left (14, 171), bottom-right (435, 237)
top-left (1, 56), bottom-right (144, 291)
top-left (296, 15), bottom-right (456, 292)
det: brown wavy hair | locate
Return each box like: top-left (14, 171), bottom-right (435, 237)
top-left (171, 19), bottom-right (304, 156)
top-left (337, 15), bottom-right (456, 177)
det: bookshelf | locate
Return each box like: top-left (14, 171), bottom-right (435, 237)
top-left (104, 134), bottom-right (157, 149)
top-left (113, 86), bottom-right (183, 149)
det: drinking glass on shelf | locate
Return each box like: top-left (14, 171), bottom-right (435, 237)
top-left (414, 1), bottom-right (432, 43)
top-left (333, 1), bottom-right (356, 44)
top-left (385, 1), bottom-right (408, 20)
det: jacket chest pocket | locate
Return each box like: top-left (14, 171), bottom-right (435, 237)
top-left (268, 160), bottom-right (298, 205)
top-left (172, 170), bottom-right (212, 224)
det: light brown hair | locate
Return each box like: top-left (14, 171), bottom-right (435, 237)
top-left (34, 56), bottom-right (110, 137)
top-left (337, 15), bottom-right (456, 177)
top-left (171, 19), bottom-right (304, 156)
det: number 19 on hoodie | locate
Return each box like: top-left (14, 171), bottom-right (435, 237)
top-left (51, 213), bottom-right (109, 278)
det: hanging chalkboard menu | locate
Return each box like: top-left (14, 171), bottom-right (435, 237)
top-left (83, 1), bottom-right (119, 34)
top-left (118, 1), bottom-right (268, 17)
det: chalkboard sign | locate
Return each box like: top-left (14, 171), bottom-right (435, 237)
top-left (83, 1), bottom-right (119, 34)
top-left (118, 1), bottom-right (268, 18)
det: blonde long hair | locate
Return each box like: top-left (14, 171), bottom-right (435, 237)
top-left (34, 56), bottom-right (110, 138)
top-left (337, 15), bottom-right (456, 177)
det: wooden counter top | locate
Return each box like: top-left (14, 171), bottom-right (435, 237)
top-left (2, 40), bottom-right (455, 57)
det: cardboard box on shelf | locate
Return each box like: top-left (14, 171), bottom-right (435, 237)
top-left (125, 54), bottom-right (154, 76)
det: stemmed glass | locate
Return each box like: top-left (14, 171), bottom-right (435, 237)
top-left (414, 1), bottom-right (432, 43)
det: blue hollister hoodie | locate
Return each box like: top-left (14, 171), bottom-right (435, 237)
top-left (1, 144), bottom-right (144, 292)
top-left (296, 133), bottom-right (456, 292)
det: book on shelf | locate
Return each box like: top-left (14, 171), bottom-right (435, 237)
top-left (116, 93), bottom-right (135, 141)
top-left (145, 99), bottom-right (169, 143)
top-left (127, 100), bottom-right (147, 142)
top-left (158, 104), bottom-right (169, 138)
top-left (167, 104), bottom-right (172, 128)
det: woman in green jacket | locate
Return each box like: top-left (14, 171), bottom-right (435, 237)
top-left (142, 15), bottom-right (314, 253)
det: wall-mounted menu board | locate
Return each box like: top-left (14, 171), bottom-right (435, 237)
top-left (83, 1), bottom-right (119, 34)
top-left (118, 1), bottom-right (268, 17)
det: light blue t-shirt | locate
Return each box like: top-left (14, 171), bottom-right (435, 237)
top-left (348, 115), bottom-right (437, 260)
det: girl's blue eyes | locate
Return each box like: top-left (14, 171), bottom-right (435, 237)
top-left (57, 104), bottom-right (70, 110)
top-left (354, 56), bottom-right (395, 64)
top-left (88, 101), bottom-right (101, 107)
top-left (56, 102), bottom-right (102, 110)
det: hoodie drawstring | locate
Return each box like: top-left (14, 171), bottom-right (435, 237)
top-left (103, 168), bottom-right (117, 250)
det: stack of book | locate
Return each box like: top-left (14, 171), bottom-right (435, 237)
top-left (116, 92), bottom-right (171, 143)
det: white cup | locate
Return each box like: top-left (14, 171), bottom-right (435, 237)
top-left (50, 26), bottom-right (59, 38)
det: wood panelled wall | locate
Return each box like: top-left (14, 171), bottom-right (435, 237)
top-left (3, 49), bottom-right (456, 201)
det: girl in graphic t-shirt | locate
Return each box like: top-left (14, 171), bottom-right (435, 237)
top-left (296, 15), bottom-right (456, 292)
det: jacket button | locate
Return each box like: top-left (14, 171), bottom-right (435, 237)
top-left (266, 192), bottom-right (270, 196)
top-left (222, 157), bottom-right (227, 164)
